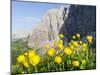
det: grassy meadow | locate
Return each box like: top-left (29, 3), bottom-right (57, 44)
top-left (11, 33), bottom-right (96, 74)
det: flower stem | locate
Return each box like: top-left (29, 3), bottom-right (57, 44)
top-left (34, 66), bottom-right (38, 73)
top-left (47, 57), bottom-right (50, 71)
top-left (62, 62), bottom-right (65, 70)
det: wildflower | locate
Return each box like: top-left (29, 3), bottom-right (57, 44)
top-left (24, 52), bottom-right (28, 56)
top-left (82, 43), bottom-right (87, 47)
top-left (68, 43), bottom-right (71, 46)
top-left (72, 36), bottom-right (76, 39)
top-left (59, 34), bottom-right (64, 38)
top-left (88, 40), bottom-right (92, 44)
top-left (57, 43), bottom-right (64, 50)
top-left (69, 45), bottom-right (74, 50)
top-left (82, 47), bottom-right (87, 52)
top-left (82, 59), bottom-right (86, 65)
top-left (55, 56), bottom-right (62, 64)
top-left (71, 40), bottom-right (74, 43)
top-left (29, 55), bottom-right (40, 66)
top-left (44, 44), bottom-right (50, 49)
top-left (79, 41), bottom-right (82, 44)
top-left (82, 43), bottom-right (87, 52)
top-left (86, 36), bottom-right (93, 43)
top-left (73, 41), bottom-right (79, 47)
top-left (28, 50), bottom-right (36, 58)
top-left (64, 47), bottom-right (72, 55)
top-left (47, 48), bottom-right (56, 56)
top-left (58, 40), bottom-right (63, 44)
top-left (17, 55), bottom-right (25, 64)
top-left (23, 60), bottom-right (29, 68)
top-left (21, 71), bottom-right (25, 74)
top-left (76, 33), bottom-right (80, 38)
top-left (87, 36), bottom-right (93, 41)
top-left (72, 60), bottom-right (80, 67)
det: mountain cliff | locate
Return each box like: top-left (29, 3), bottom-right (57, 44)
top-left (27, 6), bottom-right (70, 49)
top-left (27, 5), bottom-right (96, 49)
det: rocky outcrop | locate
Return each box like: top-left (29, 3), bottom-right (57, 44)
top-left (60, 5), bottom-right (96, 36)
top-left (27, 6), bottom-right (70, 49)
top-left (27, 5), bottom-right (96, 51)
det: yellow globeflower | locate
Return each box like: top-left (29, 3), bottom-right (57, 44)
top-left (88, 40), bottom-right (92, 44)
top-left (86, 36), bottom-right (93, 43)
top-left (28, 50), bottom-right (36, 58)
top-left (64, 47), bottom-right (72, 55)
top-left (55, 56), bottom-right (62, 64)
top-left (76, 33), bottom-right (80, 38)
top-left (71, 40), bottom-right (74, 43)
top-left (82, 47), bottom-right (87, 52)
top-left (82, 43), bottom-right (87, 47)
top-left (59, 34), bottom-right (64, 38)
top-left (23, 60), bottom-right (29, 68)
top-left (73, 41), bottom-right (79, 47)
top-left (47, 48), bottom-right (56, 56)
top-left (68, 43), bottom-right (71, 46)
top-left (72, 60), bottom-right (80, 67)
top-left (29, 55), bottom-right (40, 66)
top-left (58, 40), bottom-right (63, 44)
top-left (44, 44), bottom-right (50, 49)
top-left (79, 41), bottom-right (82, 44)
top-left (21, 71), bottom-right (25, 74)
top-left (69, 45), bottom-right (74, 50)
top-left (87, 36), bottom-right (93, 40)
top-left (58, 43), bottom-right (64, 50)
top-left (24, 52), bottom-right (28, 56)
top-left (72, 36), bottom-right (76, 39)
top-left (82, 43), bottom-right (87, 52)
top-left (82, 59), bottom-right (86, 65)
top-left (17, 55), bottom-right (25, 64)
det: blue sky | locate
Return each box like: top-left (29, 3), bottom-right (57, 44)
top-left (12, 1), bottom-right (68, 32)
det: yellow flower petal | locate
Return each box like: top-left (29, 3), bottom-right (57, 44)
top-left (44, 44), bottom-right (50, 49)
top-left (29, 55), bottom-right (40, 66)
top-left (76, 33), bottom-right (80, 38)
top-left (47, 48), bottom-right (56, 56)
top-left (24, 52), bottom-right (28, 56)
top-left (57, 43), bottom-right (64, 50)
top-left (58, 40), bottom-right (63, 44)
top-left (23, 60), bottom-right (29, 68)
top-left (73, 41), bottom-right (79, 47)
top-left (79, 41), bottom-right (82, 44)
top-left (69, 45), bottom-right (74, 50)
top-left (86, 36), bottom-right (93, 43)
top-left (72, 36), bottom-right (76, 39)
top-left (28, 50), bottom-right (36, 58)
top-left (17, 55), bottom-right (25, 64)
top-left (64, 47), bottom-right (72, 55)
top-left (82, 43), bottom-right (87, 47)
top-left (87, 36), bottom-right (93, 40)
top-left (59, 34), bottom-right (64, 38)
top-left (82, 59), bottom-right (86, 65)
top-left (72, 60), bottom-right (80, 67)
top-left (55, 56), bottom-right (62, 64)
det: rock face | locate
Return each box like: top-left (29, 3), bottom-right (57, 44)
top-left (27, 5), bottom-right (96, 50)
top-left (27, 6), bottom-right (70, 49)
top-left (60, 5), bottom-right (96, 36)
